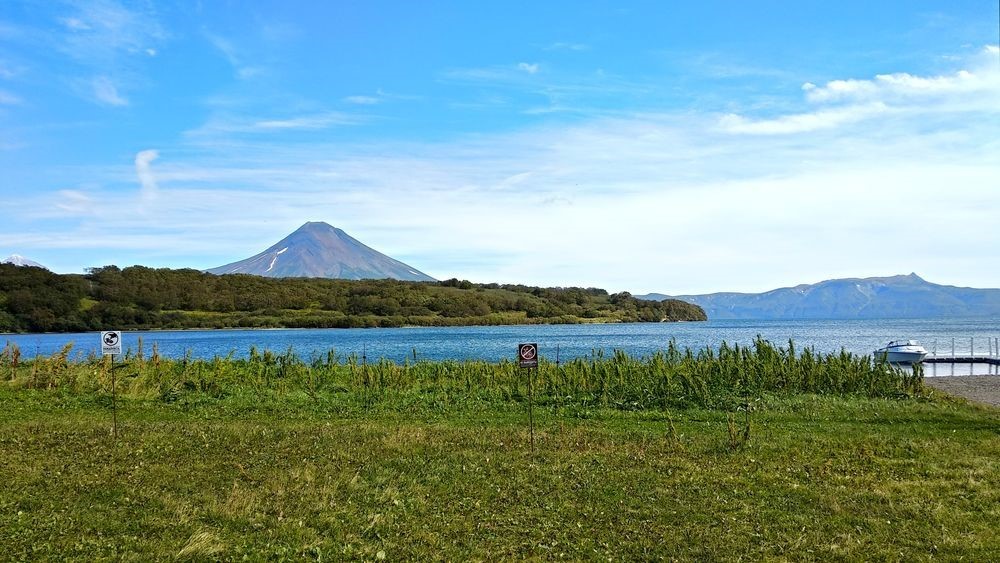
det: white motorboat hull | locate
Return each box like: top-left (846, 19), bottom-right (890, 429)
top-left (876, 350), bottom-right (927, 364)
top-left (874, 340), bottom-right (928, 364)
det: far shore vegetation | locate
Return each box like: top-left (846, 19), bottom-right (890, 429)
top-left (2, 338), bottom-right (997, 559)
top-left (0, 264), bottom-right (705, 333)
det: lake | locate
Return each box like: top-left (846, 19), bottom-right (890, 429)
top-left (3, 318), bottom-right (998, 373)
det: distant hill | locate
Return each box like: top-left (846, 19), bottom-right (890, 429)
top-left (638, 274), bottom-right (1000, 319)
top-left (207, 222), bottom-right (436, 282)
top-left (2, 254), bottom-right (47, 270)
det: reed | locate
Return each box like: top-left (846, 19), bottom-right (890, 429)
top-left (1, 340), bottom-right (20, 381)
top-left (2, 337), bottom-right (924, 410)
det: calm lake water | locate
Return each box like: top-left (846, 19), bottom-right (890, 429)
top-left (3, 318), bottom-right (998, 373)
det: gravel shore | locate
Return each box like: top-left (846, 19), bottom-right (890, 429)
top-left (924, 375), bottom-right (1000, 407)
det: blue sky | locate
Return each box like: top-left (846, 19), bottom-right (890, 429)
top-left (1, 1), bottom-right (997, 293)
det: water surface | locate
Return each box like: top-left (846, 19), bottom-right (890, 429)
top-left (4, 318), bottom-right (998, 370)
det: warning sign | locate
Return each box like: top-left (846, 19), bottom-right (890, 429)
top-left (518, 343), bottom-right (538, 369)
top-left (101, 331), bottom-right (122, 356)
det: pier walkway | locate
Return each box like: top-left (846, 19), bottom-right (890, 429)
top-left (922, 337), bottom-right (1000, 366)
top-left (924, 355), bottom-right (1000, 366)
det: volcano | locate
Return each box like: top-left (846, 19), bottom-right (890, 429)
top-left (2, 254), bottom-right (48, 269)
top-left (207, 222), bottom-right (436, 282)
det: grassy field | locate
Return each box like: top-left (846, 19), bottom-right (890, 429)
top-left (1, 341), bottom-right (998, 560)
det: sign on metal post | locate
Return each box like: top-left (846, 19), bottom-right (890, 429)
top-left (518, 343), bottom-right (538, 454)
top-left (101, 331), bottom-right (122, 356)
top-left (518, 343), bottom-right (538, 369)
top-left (100, 331), bottom-right (122, 440)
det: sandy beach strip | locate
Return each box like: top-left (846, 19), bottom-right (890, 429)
top-left (924, 375), bottom-right (1000, 407)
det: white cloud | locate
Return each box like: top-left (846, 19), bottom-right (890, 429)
top-left (204, 31), bottom-right (263, 80)
top-left (344, 95), bottom-right (379, 105)
top-left (0, 21), bottom-right (26, 40)
top-left (91, 76), bottom-right (128, 106)
top-left (134, 149), bottom-right (160, 205)
top-left (803, 69), bottom-right (987, 103)
top-left (60, 17), bottom-right (91, 31)
top-left (518, 62), bottom-right (540, 74)
top-left (40, 1), bottom-right (167, 106)
top-left (58, 0), bottom-right (165, 64)
top-left (545, 42), bottom-right (588, 51)
top-left (236, 66), bottom-right (263, 80)
top-left (722, 46), bottom-right (999, 136)
top-left (55, 190), bottom-right (96, 215)
top-left (803, 45), bottom-right (999, 105)
top-left (442, 64), bottom-right (647, 115)
top-left (0, 89), bottom-right (20, 105)
top-left (186, 111), bottom-right (362, 137)
top-left (254, 112), bottom-right (355, 129)
top-left (719, 102), bottom-right (890, 134)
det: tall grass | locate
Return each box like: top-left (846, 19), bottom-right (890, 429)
top-left (0, 337), bottom-right (923, 410)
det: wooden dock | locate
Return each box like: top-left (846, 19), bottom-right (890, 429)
top-left (924, 355), bottom-right (1000, 366)
top-left (922, 337), bottom-right (1000, 367)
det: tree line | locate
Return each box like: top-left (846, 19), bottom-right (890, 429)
top-left (0, 264), bottom-right (706, 333)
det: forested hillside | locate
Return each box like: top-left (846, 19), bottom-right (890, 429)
top-left (0, 265), bottom-right (705, 332)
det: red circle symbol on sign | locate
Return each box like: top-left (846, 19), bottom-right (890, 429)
top-left (519, 344), bottom-right (536, 360)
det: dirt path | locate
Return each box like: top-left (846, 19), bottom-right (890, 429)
top-left (924, 376), bottom-right (1000, 407)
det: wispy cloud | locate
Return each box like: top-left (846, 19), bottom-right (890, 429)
top-left (186, 110), bottom-right (363, 138)
top-left (59, 17), bottom-right (92, 31)
top-left (8, 0), bottom-right (167, 106)
top-left (253, 112), bottom-right (357, 129)
top-left (134, 149), bottom-right (160, 206)
top-left (90, 75), bottom-right (128, 106)
top-left (443, 66), bottom-right (525, 83)
top-left (54, 189), bottom-right (96, 215)
top-left (661, 50), bottom-right (796, 81)
top-left (517, 62), bottom-right (540, 74)
top-left (57, 0), bottom-right (166, 64)
top-left (203, 30), bottom-right (263, 80)
top-left (441, 64), bottom-right (652, 115)
top-left (719, 102), bottom-right (891, 134)
top-left (0, 90), bottom-right (21, 105)
top-left (0, 61), bottom-right (17, 79)
top-left (545, 42), bottom-right (588, 51)
top-left (344, 95), bottom-right (379, 105)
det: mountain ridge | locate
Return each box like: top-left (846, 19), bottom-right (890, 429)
top-left (638, 273), bottom-right (1000, 319)
top-left (207, 222), bottom-right (436, 282)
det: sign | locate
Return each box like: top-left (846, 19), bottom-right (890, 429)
top-left (101, 331), bottom-right (122, 356)
top-left (518, 343), bottom-right (538, 369)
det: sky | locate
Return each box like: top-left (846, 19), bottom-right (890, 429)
top-left (0, 1), bottom-right (998, 294)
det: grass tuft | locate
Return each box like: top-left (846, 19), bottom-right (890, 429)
top-left (176, 529), bottom-right (225, 560)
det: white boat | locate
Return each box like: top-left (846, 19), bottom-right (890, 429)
top-left (874, 340), bottom-right (927, 364)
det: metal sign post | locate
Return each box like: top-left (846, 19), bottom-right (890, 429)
top-left (518, 343), bottom-right (538, 454)
top-left (101, 331), bottom-right (122, 439)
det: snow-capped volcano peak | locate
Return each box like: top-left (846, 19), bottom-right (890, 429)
top-left (2, 254), bottom-right (48, 269)
top-left (206, 222), bottom-right (436, 281)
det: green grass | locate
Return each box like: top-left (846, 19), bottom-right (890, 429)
top-left (1, 342), bottom-right (998, 560)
